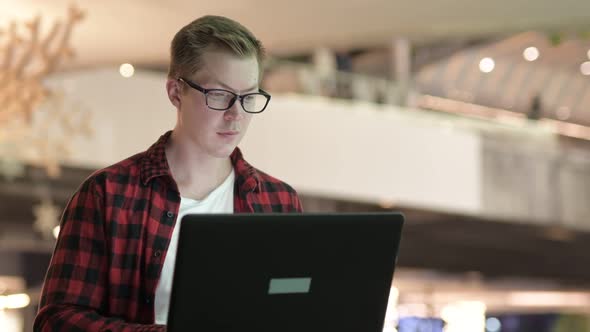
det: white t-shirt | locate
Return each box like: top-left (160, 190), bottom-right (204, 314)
top-left (154, 169), bottom-right (235, 325)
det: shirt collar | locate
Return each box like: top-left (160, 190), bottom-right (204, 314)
top-left (140, 131), bottom-right (261, 193)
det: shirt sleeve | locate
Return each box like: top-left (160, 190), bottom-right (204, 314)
top-left (33, 175), bottom-right (165, 332)
top-left (291, 190), bottom-right (304, 212)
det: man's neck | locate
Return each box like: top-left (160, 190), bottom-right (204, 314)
top-left (165, 130), bottom-right (233, 200)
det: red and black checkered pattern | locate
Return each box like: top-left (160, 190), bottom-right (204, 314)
top-left (34, 131), bottom-right (303, 332)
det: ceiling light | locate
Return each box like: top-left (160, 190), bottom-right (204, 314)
top-left (119, 63), bottom-right (135, 78)
top-left (523, 47), bottom-right (539, 61)
top-left (479, 58), bottom-right (495, 73)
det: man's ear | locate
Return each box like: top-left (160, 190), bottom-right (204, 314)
top-left (166, 79), bottom-right (182, 109)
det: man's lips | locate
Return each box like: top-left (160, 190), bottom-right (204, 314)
top-left (217, 131), bottom-right (239, 136)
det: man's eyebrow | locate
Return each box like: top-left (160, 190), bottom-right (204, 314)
top-left (211, 79), bottom-right (258, 93)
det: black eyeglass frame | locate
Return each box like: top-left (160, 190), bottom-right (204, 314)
top-left (177, 77), bottom-right (271, 113)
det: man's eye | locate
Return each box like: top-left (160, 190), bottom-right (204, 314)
top-left (209, 91), bottom-right (229, 98)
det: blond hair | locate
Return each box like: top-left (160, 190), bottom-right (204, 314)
top-left (168, 15), bottom-right (266, 79)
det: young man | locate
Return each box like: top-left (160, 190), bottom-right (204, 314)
top-left (34, 15), bottom-right (302, 332)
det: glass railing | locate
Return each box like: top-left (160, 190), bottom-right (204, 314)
top-left (263, 59), bottom-right (402, 105)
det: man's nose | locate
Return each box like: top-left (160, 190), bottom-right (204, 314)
top-left (224, 99), bottom-right (245, 120)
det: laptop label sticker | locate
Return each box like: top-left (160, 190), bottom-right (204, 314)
top-left (268, 278), bottom-right (312, 294)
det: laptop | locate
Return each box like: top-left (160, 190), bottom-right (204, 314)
top-left (167, 212), bottom-right (404, 332)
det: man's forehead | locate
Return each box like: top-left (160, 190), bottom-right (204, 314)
top-left (192, 58), bottom-right (259, 91)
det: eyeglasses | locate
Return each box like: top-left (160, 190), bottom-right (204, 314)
top-left (177, 77), bottom-right (271, 114)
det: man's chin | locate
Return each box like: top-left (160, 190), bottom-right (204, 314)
top-left (209, 146), bottom-right (237, 159)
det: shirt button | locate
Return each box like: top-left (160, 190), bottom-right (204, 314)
top-left (145, 297), bottom-right (151, 304)
top-left (153, 250), bottom-right (162, 258)
top-left (166, 211), bottom-right (174, 218)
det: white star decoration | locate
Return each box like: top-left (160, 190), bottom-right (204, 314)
top-left (0, 158), bottom-right (25, 181)
top-left (33, 199), bottom-right (61, 239)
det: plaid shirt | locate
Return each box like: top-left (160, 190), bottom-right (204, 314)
top-left (34, 131), bottom-right (303, 332)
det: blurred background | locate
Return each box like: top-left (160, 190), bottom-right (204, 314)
top-left (2, 0), bottom-right (590, 331)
